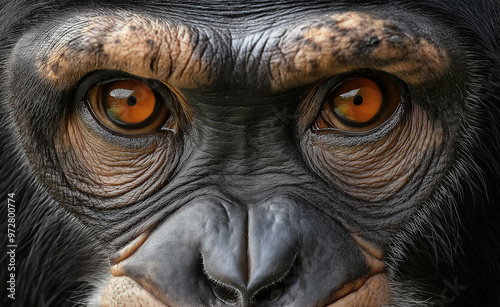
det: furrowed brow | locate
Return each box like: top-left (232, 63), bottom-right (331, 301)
top-left (29, 12), bottom-right (215, 89)
top-left (269, 12), bottom-right (449, 91)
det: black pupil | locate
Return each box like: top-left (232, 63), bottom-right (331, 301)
top-left (353, 95), bottom-right (363, 106)
top-left (127, 96), bottom-right (137, 106)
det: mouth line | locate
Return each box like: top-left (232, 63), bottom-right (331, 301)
top-left (324, 272), bottom-right (391, 307)
top-left (321, 234), bottom-right (389, 307)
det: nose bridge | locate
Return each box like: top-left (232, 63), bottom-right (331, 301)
top-left (183, 137), bottom-right (317, 206)
top-left (180, 92), bottom-right (309, 187)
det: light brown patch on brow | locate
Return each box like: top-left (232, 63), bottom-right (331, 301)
top-left (270, 12), bottom-right (449, 91)
top-left (37, 13), bottom-right (213, 89)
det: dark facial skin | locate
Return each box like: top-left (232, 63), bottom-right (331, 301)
top-left (2, 0), bottom-right (500, 306)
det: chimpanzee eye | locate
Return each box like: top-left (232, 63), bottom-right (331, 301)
top-left (86, 79), bottom-right (171, 134)
top-left (313, 76), bottom-right (401, 133)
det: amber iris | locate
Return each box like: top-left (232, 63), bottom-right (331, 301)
top-left (314, 76), bottom-right (400, 132)
top-left (103, 80), bottom-right (156, 126)
top-left (86, 78), bottom-right (171, 134)
top-left (332, 78), bottom-right (383, 124)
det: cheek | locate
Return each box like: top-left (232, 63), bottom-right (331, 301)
top-left (55, 116), bottom-right (179, 206)
top-left (305, 106), bottom-right (443, 202)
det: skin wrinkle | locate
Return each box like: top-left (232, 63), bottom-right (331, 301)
top-left (56, 114), bottom-right (177, 205)
top-left (342, 130), bottom-right (418, 183)
top-left (270, 12), bottom-right (449, 91)
top-left (37, 12), bottom-right (213, 90)
top-left (307, 107), bottom-right (440, 202)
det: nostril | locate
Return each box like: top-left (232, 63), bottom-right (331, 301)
top-left (201, 253), bottom-right (242, 305)
top-left (201, 250), bottom-right (300, 306)
top-left (252, 255), bottom-right (300, 304)
top-left (210, 280), bottom-right (240, 305)
top-left (206, 258), bottom-right (300, 306)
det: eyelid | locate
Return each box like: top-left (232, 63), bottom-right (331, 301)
top-left (85, 77), bottom-right (172, 135)
top-left (306, 72), bottom-right (406, 136)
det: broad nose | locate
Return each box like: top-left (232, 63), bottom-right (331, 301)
top-left (115, 196), bottom-right (370, 306)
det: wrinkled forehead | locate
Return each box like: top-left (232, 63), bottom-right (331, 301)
top-left (16, 3), bottom-right (449, 93)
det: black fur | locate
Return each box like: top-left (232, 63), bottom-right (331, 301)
top-left (1, 1), bottom-right (499, 306)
